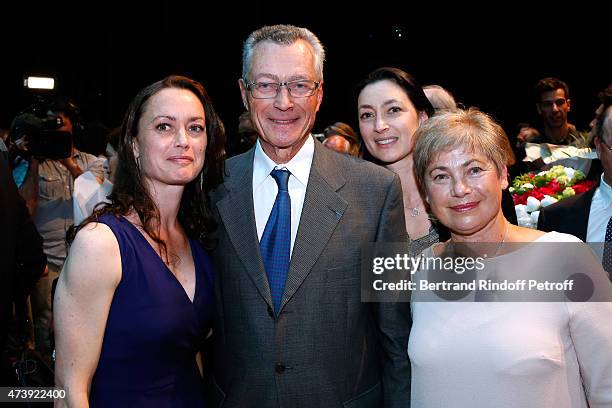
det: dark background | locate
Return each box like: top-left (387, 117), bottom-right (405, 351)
top-left (2, 1), bottom-right (608, 144)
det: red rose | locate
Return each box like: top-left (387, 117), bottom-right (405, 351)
top-left (545, 180), bottom-right (562, 192)
top-left (539, 188), bottom-right (553, 196)
top-left (528, 189), bottom-right (545, 201)
top-left (572, 180), bottom-right (596, 194)
top-left (513, 194), bottom-right (527, 205)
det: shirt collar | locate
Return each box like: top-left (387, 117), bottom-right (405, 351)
top-left (253, 135), bottom-right (314, 189)
top-left (598, 174), bottom-right (612, 207)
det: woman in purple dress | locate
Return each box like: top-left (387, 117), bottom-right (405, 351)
top-left (54, 75), bottom-right (225, 407)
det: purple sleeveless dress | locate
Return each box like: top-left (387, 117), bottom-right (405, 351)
top-left (89, 214), bottom-right (213, 407)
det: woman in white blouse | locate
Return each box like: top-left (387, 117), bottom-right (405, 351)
top-left (409, 108), bottom-right (612, 407)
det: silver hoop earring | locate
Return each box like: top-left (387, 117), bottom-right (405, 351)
top-left (136, 156), bottom-right (141, 172)
top-left (199, 172), bottom-right (204, 191)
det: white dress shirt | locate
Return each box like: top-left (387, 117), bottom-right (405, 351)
top-left (253, 136), bottom-right (314, 256)
top-left (587, 174), bottom-right (612, 243)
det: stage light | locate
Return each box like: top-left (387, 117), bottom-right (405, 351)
top-left (391, 25), bottom-right (405, 40)
top-left (24, 76), bottom-right (55, 90)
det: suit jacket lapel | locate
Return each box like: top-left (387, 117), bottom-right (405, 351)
top-left (216, 149), bottom-right (273, 307)
top-left (280, 142), bottom-right (348, 311)
top-left (576, 186), bottom-right (597, 241)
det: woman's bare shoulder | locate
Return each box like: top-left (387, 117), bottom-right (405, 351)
top-left (63, 222), bottom-right (122, 288)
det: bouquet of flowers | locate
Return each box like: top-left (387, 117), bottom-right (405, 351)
top-left (510, 165), bottom-right (596, 228)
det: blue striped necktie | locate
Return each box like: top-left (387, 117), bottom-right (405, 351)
top-left (260, 169), bottom-right (291, 312)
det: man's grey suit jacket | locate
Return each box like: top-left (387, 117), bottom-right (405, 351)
top-left (209, 139), bottom-right (411, 408)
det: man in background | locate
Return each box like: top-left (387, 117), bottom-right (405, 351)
top-left (516, 77), bottom-right (588, 148)
top-left (14, 99), bottom-right (106, 360)
top-left (322, 121), bottom-right (360, 157)
top-left (0, 152), bottom-right (46, 383)
top-left (538, 85), bottom-right (612, 274)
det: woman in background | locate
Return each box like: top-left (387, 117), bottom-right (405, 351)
top-left (356, 67), bottom-right (436, 254)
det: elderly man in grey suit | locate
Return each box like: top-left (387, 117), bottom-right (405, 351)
top-left (209, 24), bottom-right (411, 407)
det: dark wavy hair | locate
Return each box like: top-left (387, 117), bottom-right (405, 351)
top-left (69, 75), bottom-right (226, 255)
top-left (535, 77), bottom-right (570, 102)
top-left (355, 67), bottom-right (434, 116)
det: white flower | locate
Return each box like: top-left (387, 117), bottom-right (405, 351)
top-left (526, 196), bottom-right (541, 212)
top-left (514, 204), bottom-right (528, 218)
top-left (517, 215), bottom-right (535, 228)
top-left (564, 167), bottom-right (575, 181)
top-left (521, 183), bottom-right (534, 189)
top-left (515, 204), bottom-right (538, 229)
top-left (540, 195), bottom-right (558, 207)
top-left (509, 187), bottom-right (515, 193)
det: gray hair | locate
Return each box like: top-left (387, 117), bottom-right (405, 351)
top-left (423, 85), bottom-right (458, 112)
top-left (413, 108), bottom-right (516, 188)
top-left (601, 106), bottom-right (612, 142)
top-left (242, 24), bottom-right (325, 81)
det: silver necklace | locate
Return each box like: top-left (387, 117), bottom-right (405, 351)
top-left (447, 221), bottom-right (509, 257)
top-left (493, 221), bottom-right (509, 257)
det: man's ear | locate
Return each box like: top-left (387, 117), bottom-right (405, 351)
top-left (594, 136), bottom-right (602, 159)
top-left (315, 81), bottom-right (324, 113)
top-left (566, 98), bottom-right (571, 113)
top-left (238, 78), bottom-right (250, 111)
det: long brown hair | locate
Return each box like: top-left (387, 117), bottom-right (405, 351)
top-left (69, 75), bottom-right (225, 256)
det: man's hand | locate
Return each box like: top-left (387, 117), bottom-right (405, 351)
top-left (60, 156), bottom-right (84, 179)
top-left (516, 126), bottom-right (541, 148)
